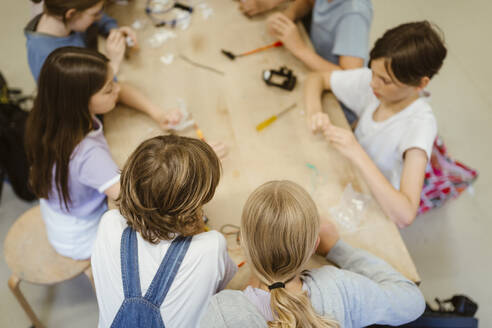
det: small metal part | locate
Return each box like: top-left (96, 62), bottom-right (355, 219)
top-left (179, 54), bottom-right (225, 76)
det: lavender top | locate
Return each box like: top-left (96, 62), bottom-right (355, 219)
top-left (45, 116), bottom-right (120, 218)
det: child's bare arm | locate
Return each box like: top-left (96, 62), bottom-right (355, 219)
top-left (352, 148), bottom-right (427, 227)
top-left (304, 71), bottom-right (332, 132)
top-left (239, 0), bottom-right (288, 17)
top-left (295, 53), bottom-right (363, 72)
top-left (283, 0), bottom-right (315, 21)
top-left (117, 82), bottom-right (182, 130)
top-left (267, 13), bottom-right (363, 71)
top-left (104, 182), bottom-right (120, 201)
top-left (106, 29), bottom-right (125, 75)
top-left (323, 124), bottom-right (426, 227)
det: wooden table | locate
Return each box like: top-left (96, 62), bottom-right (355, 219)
top-left (104, 0), bottom-right (420, 287)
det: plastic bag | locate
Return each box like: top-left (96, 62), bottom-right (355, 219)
top-left (167, 99), bottom-right (195, 131)
top-left (306, 163), bottom-right (370, 233)
top-left (329, 183), bottom-right (370, 233)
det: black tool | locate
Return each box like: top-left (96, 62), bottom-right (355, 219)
top-left (262, 66), bottom-right (296, 91)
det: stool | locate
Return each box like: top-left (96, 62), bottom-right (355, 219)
top-left (4, 206), bottom-right (93, 328)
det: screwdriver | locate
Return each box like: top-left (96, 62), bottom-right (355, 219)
top-left (256, 103), bottom-right (297, 132)
top-left (222, 41), bottom-right (283, 60)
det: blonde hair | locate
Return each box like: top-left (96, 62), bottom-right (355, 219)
top-left (118, 135), bottom-right (221, 244)
top-left (241, 181), bottom-right (339, 328)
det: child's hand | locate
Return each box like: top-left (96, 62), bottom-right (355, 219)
top-left (267, 13), bottom-right (305, 54)
top-left (239, 0), bottom-right (278, 17)
top-left (118, 26), bottom-right (138, 48)
top-left (164, 109), bottom-right (182, 126)
top-left (106, 29), bottom-right (126, 74)
top-left (155, 109), bottom-right (182, 130)
top-left (207, 141), bottom-right (228, 159)
top-left (323, 124), bottom-right (364, 161)
top-left (316, 217), bottom-right (340, 257)
top-left (310, 112), bottom-right (330, 134)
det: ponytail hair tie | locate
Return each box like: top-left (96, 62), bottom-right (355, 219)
top-left (268, 276), bottom-right (296, 290)
top-left (268, 282), bottom-right (285, 290)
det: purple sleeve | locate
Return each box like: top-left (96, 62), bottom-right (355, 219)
top-left (77, 145), bottom-right (120, 193)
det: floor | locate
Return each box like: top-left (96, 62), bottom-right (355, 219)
top-left (1, 0), bottom-right (491, 327)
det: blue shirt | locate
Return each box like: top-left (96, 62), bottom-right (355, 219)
top-left (24, 13), bottom-right (118, 82)
top-left (310, 0), bottom-right (373, 65)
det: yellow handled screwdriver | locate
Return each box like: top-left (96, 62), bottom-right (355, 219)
top-left (256, 103), bottom-right (297, 132)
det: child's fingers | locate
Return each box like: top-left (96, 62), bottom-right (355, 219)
top-left (120, 27), bottom-right (138, 47)
top-left (269, 20), bottom-right (289, 36)
top-left (107, 29), bottom-right (117, 40)
top-left (310, 113), bottom-right (330, 133)
top-left (209, 141), bottom-right (228, 159)
top-left (167, 110), bottom-right (182, 125)
top-left (275, 14), bottom-right (293, 26)
top-left (114, 31), bottom-right (124, 43)
top-left (271, 16), bottom-right (290, 29)
top-left (323, 125), bottom-right (340, 141)
top-left (239, 0), bottom-right (257, 15)
top-left (108, 31), bottom-right (124, 47)
top-left (316, 118), bottom-right (324, 131)
top-left (108, 29), bottom-right (123, 41)
top-left (310, 116), bottom-right (317, 132)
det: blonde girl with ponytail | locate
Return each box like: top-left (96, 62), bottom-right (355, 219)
top-left (201, 180), bottom-right (426, 328)
top-left (241, 180), bottom-right (338, 328)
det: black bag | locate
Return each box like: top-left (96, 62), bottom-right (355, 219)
top-left (402, 295), bottom-right (479, 328)
top-left (370, 295), bottom-right (479, 328)
top-left (0, 72), bottom-right (36, 202)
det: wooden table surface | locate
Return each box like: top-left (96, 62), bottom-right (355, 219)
top-left (104, 0), bottom-right (420, 287)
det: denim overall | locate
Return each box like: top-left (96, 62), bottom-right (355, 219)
top-left (110, 227), bottom-right (192, 328)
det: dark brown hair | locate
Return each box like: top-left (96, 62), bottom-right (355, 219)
top-left (369, 21), bottom-right (447, 86)
top-left (25, 47), bottom-right (109, 210)
top-left (44, 0), bottom-right (103, 22)
top-left (118, 135), bottom-right (221, 244)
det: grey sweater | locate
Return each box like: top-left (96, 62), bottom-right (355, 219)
top-left (200, 240), bottom-right (425, 328)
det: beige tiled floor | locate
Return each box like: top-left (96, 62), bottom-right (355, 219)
top-left (1, 0), bottom-right (491, 327)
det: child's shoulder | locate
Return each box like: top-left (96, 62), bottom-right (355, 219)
top-left (333, 67), bottom-right (372, 84)
top-left (406, 98), bottom-right (437, 127)
top-left (190, 230), bottom-right (228, 253)
top-left (72, 119), bottom-right (110, 158)
top-left (341, 0), bottom-right (373, 16)
top-left (202, 290), bottom-right (266, 328)
top-left (99, 209), bottom-right (128, 235)
top-left (307, 265), bottom-right (346, 285)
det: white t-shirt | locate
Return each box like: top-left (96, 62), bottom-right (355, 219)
top-left (330, 68), bottom-right (437, 189)
top-left (91, 209), bottom-right (237, 328)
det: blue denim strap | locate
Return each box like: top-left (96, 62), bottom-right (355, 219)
top-left (144, 235), bottom-right (192, 306)
top-left (120, 227), bottom-right (142, 298)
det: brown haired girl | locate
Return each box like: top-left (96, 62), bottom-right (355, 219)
top-left (304, 21), bottom-right (447, 227)
top-left (201, 180), bottom-right (425, 327)
top-left (91, 135), bottom-right (237, 328)
top-left (25, 0), bottom-right (181, 129)
top-left (26, 46), bottom-right (122, 259)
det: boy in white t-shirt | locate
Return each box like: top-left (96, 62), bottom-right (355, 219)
top-left (91, 135), bottom-right (237, 328)
top-left (304, 21), bottom-right (447, 227)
